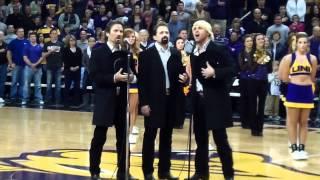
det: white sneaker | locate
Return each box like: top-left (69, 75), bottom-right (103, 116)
top-left (39, 100), bottom-right (44, 105)
top-left (129, 134), bottom-right (137, 144)
top-left (0, 97), bottom-right (4, 103)
top-left (291, 150), bottom-right (301, 160)
top-left (132, 126), bottom-right (139, 134)
top-left (297, 150), bottom-right (309, 160)
top-left (21, 101), bottom-right (27, 105)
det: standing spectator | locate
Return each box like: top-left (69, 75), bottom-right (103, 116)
top-left (77, 30), bottom-right (88, 51)
top-left (0, 30), bottom-right (7, 103)
top-left (7, 0), bottom-right (22, 15)
top-left (114, 4), bottom-right (129, 25)
top-left (128, 4), bottom-right (143, 32)
top-left (279, 5), bottom-right (290, 26)
top-left (228, 31), bottom-right (243, 66)
top-left (227, 18), bottom-right (246, 39)
top-left (7, 27), bottom-right (28, 102)
top-left (256, 0), bottom-right (272, 24)
top-left (248, 34), bottom-right (272, 136)
top-left (270, 31), bottom-right (287, 62)
top-left (176, 1), bottom-right (190, 31)
top-left (37, 16), bottom-right (60, 43)
top-left (58, 4), bottom-right (80, 33)
top-left (140, 10), bottom-right (155, 37)
top-left (191, 1), bottom-right (210, 25)
top-left (0, 20), bottom-right (6, 32)
top-left (286, 0), bottom-right (306, 22)
top-left (309, 26), bottom-right (320, 61)
top-left (207, 0), bottom-right (229, 36)
top-left (22, 6), bottom-right (36, 33)
top-left (168, 11), bottom-right (183, 43)
top-left (264, 63), bottom-right (281, 121)
top-left (47, 6), bottom-right (59, 26)
top-left (238, 34), bottom-right (254, 129)
top-left (42, 28), bottom-right (64, 106)
top-left (62, 35), bottom-right (82, 106)
top-left (0, 0), bottom-right (8, 22)
top-left (78, 20), bottom-right (94, 38)
top-left (289, 15), bottom-right (305, 33)
top-left (79, 36), bottom-right (95, 109)
top-left (139, 29), bottom-right (150, 51)
top-left (41, 0), bottom-right (59, 20)
top-left (93, 4), bottom-right (110, 30)
top-left (178, 29), bottom-right (194, 55)
top-left (245, 8), bottom-right (269, 34)
top-left (266, 14), bottom-right (290, 46)
top-left (22, 32), bottom-right (43, 105)
top-left (6, 5), bottom-right (24, 29)
top-left (4, 25), bottom-right (17, 44)
top-left (213, 24), bottom-right (229, 45)
top-left (29, 0), bottom-right (42, 16)
top-left (83, 9), bottom-right (94, 31)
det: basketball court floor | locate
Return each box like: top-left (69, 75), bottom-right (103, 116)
top-left (0, 106), bottom-right (319, 180)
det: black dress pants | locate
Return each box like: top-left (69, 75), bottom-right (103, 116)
top-left (248, 79), bottom-right (268, 134)
top-left (193, 93), bottom-right (234, 178)
top-left (142, 95), bottom-right (174, 175)
top-left (89, 98), bottom-right (128, 175)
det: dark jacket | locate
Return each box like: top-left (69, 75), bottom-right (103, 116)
top-left (138, 46), bottom-right (186, 128)
top-left (191, 41), bottom-right (236, 129)
top-left (89, 44), bottom-right (128, 127)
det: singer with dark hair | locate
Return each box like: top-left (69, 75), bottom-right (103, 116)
top-left (138, 22), bottom-right (188, 180)
top-left (88, 21), bottom-right (136, 180)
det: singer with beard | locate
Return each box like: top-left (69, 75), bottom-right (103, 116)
top-left (189, 20), bottom-right (235, 180)
top-left (88, 21), bottom-right (136, 180)
top-left (138, 22), bottom-right (188, 180)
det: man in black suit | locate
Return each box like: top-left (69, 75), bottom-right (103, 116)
top-left (88, 21), bottom-right (136, 180)
top-left (189, 20), bottom-right (235, 180)
top-left (138, 22), bottom-right (188, 180)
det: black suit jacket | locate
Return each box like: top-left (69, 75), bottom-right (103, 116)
top-left (138, 46), bottom-right (186, 128)
top-left (89, 44), bottom-right (129, 127)
top-left (191, 41), bottom-right (236, 130)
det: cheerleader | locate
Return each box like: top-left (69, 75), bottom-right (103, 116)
top-left (279, 32), bottom-right (317, 160)
top-left (123, 28), bottom-right (142, 144)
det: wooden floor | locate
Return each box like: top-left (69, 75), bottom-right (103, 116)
top-left (0, 106), bottom-right (320, 180)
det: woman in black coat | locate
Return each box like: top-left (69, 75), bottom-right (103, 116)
top-left (62, 35), bottom-right (82, 106)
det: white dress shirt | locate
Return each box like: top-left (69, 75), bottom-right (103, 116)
top-left (155, 42), bottom-right (171, 89)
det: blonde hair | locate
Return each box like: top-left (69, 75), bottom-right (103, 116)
top-left (192, 20), bottom-right (213, 37)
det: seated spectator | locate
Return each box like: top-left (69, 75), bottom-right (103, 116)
top-left (228, 31), bottom-right (243, 65)
top-left (213, 23), bottom-right (229, 45)
top-left (289, 15), bottom-right (305, 33)
top-left (279, 5), bottom-right (290, 26)
top-left (58, 4), bottom-right (80, 34)
top-left (128, 4), bottom-right (143, 32)
top-left (245, 8), bottom-right (268, 34)
top-left (139, 29), bottom-right (151, 51)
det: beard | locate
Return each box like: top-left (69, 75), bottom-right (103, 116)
top-left (161, 36), bottom-right (169, 45)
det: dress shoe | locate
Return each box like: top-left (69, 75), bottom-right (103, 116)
top-left (225, 177), bottom-right (234, 180)
top-left (188, 173), bottom-right (209, 180)
top-left (144, 173), bottom-right (156, 180)
top-left (251, 131), bottom-right (263, 137)
top-left (91, 174), bottom-right (101, 180)
top-left (158, 172), bottom-right (179, 180)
